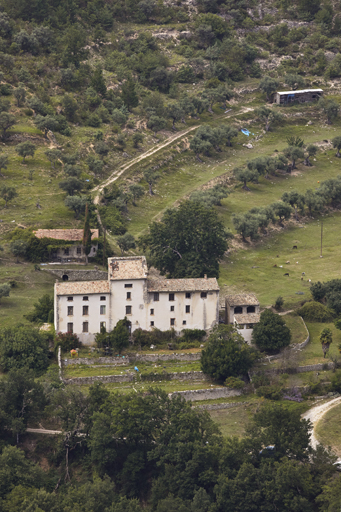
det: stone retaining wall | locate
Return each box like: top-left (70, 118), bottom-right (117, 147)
top-left (63, 352), bottom-right (201, 366)
top-left (254, 362), bottom-right (334, 377)
top-left (196, 401), bottom-right (248, 410)
top-left (43, 268), bottom-right (107, 281)
top-left (170, 388), bottom-right (242, 401)
top-left (64, 370), bottom-right (208, 385)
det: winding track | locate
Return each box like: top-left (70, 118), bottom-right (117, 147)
top-left (302, 396), bottom-right (341, 449)
top-left (92, 107), bottom-right (254, 206)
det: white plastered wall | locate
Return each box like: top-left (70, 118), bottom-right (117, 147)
top-left (55, 292), bottom-right (110, 345)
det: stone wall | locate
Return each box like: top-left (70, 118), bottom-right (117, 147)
top-left (64, 370), bottom-right (208, 385)
top-left (254, 362), bottom-right (334, 377)
top-left (63, 352), bottom-right (201, 366)
top-left (43, 268), bottom-right (107, 281)
top-left (170, 388), bottom-right (242, 401)
top-left (196, 401), bottom-right (248, 411)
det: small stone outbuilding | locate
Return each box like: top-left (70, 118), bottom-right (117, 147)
top-left (225, 293), bottom-right (260, 343)
top-left (273, 88), bottom-right (323, 105)
top-left (34, 229), bottom-right (99, 263)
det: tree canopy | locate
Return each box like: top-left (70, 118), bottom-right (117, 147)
top-left (252, 310), bottom-right (291, 353)
top-left (201, 324), bottom-right (258, 381)
top-left (139, 200), bottom-right (230, 278)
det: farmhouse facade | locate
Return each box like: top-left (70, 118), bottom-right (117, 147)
top-left (34, 229), bottom-right (99, 263)
top-left (225, 293), bottom-right (260, 343)
top-left (54, 256), bottom-right (220, 344)
top-left (273, 88), bottom-right (323, 105)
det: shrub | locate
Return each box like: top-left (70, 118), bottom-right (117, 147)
top-left (180, 328), bottom-right (206, 343)
top-left (297, 301), bottom-right (335, 322)
top-left (330, 370), bottom-right (341, 393)
top-left (275, 296), bottom-right (284, 311)
top-left (256, 385), bottom-right (282, 400)
top-left (224, 376), bottom-right (245, 389)
top-left (132, 328), bottom-right (176, 347)
top-left (55, 332), bottom-right (81, 353)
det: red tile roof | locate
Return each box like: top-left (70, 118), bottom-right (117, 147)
top-left (55, 281), bottom-right (109, 295)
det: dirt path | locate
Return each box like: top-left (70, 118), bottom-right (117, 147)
top-left (92, 106), bottom-right (254, 205)
top-left (301, 397), bottom-right (341, 449)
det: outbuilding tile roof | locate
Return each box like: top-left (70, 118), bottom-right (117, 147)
top-left (34, 229), bottom-right (99, 241)
top-left (225, 293), bottom-right (259, 306)
top-left (234, 313), bottom-right (260, 324)
top-left (147, 278), bottom-right (219, 293)
top-left (55, 281), bottom-right (109, 295)
top-left (108, 256), bottom-right (148, 280)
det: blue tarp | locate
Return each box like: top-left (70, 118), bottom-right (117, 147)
top-left (134, 366), bottom-right (139, 372)
top-left (241, 129), bottom-right (250, 136)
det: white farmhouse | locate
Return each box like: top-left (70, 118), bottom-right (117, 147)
top-left (54, 256), bottom-right (220, 345)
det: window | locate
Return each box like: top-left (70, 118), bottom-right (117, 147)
top-left (76, 247), bottom-right (82, 255)
top-left (100, 321), bottom-right (106, 330)
top-left (247, 306), bottom-right (255, 313)
top-left (234, 306), bottom-right (242, 314)
top-left (170, 305), bottom-right (174, 312)
top-left (182, 320), bottom-right (186, 325)
top-left (125, 284), bottom-right (133, 288)
top-left (100, 296), bottom-right (106, 301)
top-left (67, 323), bottom-right (73, 333)
top-left (150, 321), bottom-right (154, 327)
top-left (67, 296), bottom-right (73, 302)
top-left (126, 305), bottom-right (132, 315)
top-left (186, 292), bottom-right (191, 299)
top-left (83, 305), bottom-right (89, 316)
top-left (201, 292), bottom-right (207, 299)
top-left (154, 293), bottom-right (159, 301)
top-left (126, 292), bottom-right (131, 300)
top-left (169, 293), bottom-right (175, 301)
top-left (82, 322), bottom-right (89, 333)
top-left (67, 306), bottom-right (73, 316)
top-left (150, 309), bottom-right (154, 315)
top-left (83, 296), bottom-right (88, 301)
top-left (170, 318), bottom-right (175, 326)
top-left (186, 305), bottom-right (190, 313)
top-left (64, 248), bottom-right (69, 255)
top-left (100, 305), bottom-right (106, 315)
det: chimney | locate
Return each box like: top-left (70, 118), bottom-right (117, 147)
top-left (204, 274), bottom-right (207, 280)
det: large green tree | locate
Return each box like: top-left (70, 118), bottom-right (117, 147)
top-left (252, 310), bottom-right (291, 353)
top-left (200, 325), bottom-right (258, 381)
top-left (24, 294), bottom-right (54, 324)
top-left (0, 324), bottom-right (50, 374)
top-left (139, 200), bottom-right (230, 278)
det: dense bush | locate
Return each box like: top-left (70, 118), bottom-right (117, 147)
top-left (256, 385), bottom-right (282, 400)
top-left (311, 279), bottom-right (341, 315)
top-left (55, 332), bottom-right (81, 353)
top-left (296, 301), bottom-right (335, 322)
top-left (180, 328), bottom-right (206, 343)
top-left (132, 327), bottom-right (176, 347)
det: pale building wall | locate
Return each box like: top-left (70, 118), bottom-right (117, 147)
top-left (55, 292), bottom-right (110, 345)
top-left (237, 326), bottom-right (254, 344)
top-left (144, 291), bottom-right (219, 332)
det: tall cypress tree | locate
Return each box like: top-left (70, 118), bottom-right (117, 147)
top-left (121, 78), bottom-right (138, 111)
top-left (82, 203), bottom-right (92, 265)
